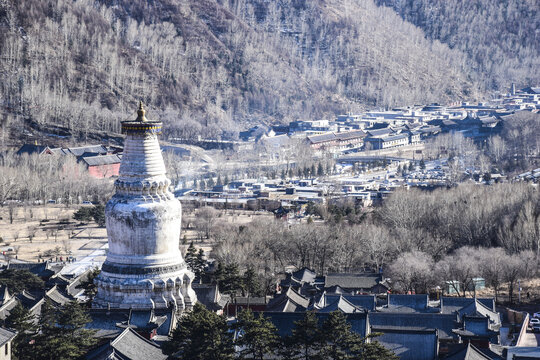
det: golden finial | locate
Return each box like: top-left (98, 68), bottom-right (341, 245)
top-left (136, 101), bottom-right (148, 122)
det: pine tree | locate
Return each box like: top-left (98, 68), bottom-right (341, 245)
top-left (193, 178), bottom-right (198, 189)
top-left (217, 175), bottom-right (222, 186)
top-left (287, 311), bottom-right (323, 360)
top-left (5, 303), bottom-right (37, 359)
top-left (408, 162), bottom-right (414, 171)
top-left (33, 300), bottom-right (96, 360)
top-left (208, 177), bottom-right (215, 188)
top-left (73, 207), bottom-right (94, 223)
top-left (317, 162), bottom-right (324, 176)
top-left (78, 267), bottom-right (101, 303)
top-left (350, 333), bottom-right (398, 360)
top-left (185, 242), bottom-right (198, 274)
top-left (320, 311), bottom-right (356, 360)
top-left (195, 248), bottom-right (207, 279)
top-left (90, 204), bottom-right (106, 227)
top-left (243, 266), bottom-right (261, 297)
top-left (235, 310), bottom-right (280, 360)
top-left (319, 312), bottom-right (397, 360)
top-left (311, 164), bottom-right (316, 176)
top-left (163, 303), bottom-right (235, 360)
top-left (220, 263), bottom-right (243, 296)
top-left (289, 168), bottom-right (294, 178)
top-left (0, 269), bottom-right (44, 293)
top-left (214, 262), bottom-right (225, 284)
top-left (420, 159), bottom-right (426, 170)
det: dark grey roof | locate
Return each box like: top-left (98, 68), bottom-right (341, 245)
top-left (45, 286), bottom-right (73, 305)
top-left (81, 154), bottom-right (121, 166)
top-left (6, 262), bottom-right (59, 278)
top-left (324, 273), bottom-right (382, 290)
top-left (264, 312), bottom-right (368, 338)
top-left (67, 145), bottom-right (108, 157)
top-left (153, 309), bottom-right (175, 336)
top-left (0, 327), bottom-right (17, 346)
top-left (324, 285), bottom-right (350, 294)
top-left (366, 128), bottom-right (393, 137)
top-left (0, 298), bottom-right (18, 320)
top-left (192, 283), bottom-right (228, 311)
top-left (307, 133), bottom-right (336, 144)
top-left (452, 325), bottom-right (497, 339)
top-left (318, 295), bottom-right (364, 313)
top-left (336, 131), bottom-right (366, 140)
top-left (440, 297), bottom-right (495, 314)
top-left (385, 294), bottom-right (431, 313)
top-left (16, 144), bottom-right (50, 156)
top-left (445, 343), bottom-right (502, 360)
top-left (232, 297), bottom-right (267, 306)
top-left (291, 267), bottom-right (317, 283)
top-left (86, 309), bottom-right (130, 339)
top-left (266, 288), bottom-right (310, 312)
top-left (371, 326), bottom-right (438, 360)
top-left (16, 290), bottom-right (41, 309)
top-left (86, 328), bottom-right (167, 360)
top-left (318, 294), bottom-right (376, 311)
top-left (369, 312), bottom-right (458, 340)
top-left (420, 125), bottom-right (441, 134)
top-left (520, 86), bottom-right (540, 94)
top-left (0, 286), bottom-right (11, 305)
top-left (66, 268), bottom-right (94, 296)
top-left (129, 311), bottom-right (153, 329)
top-left (457, 300), bottom-right (500, 327)
top-left (382, 133), bottom-right (408, 142)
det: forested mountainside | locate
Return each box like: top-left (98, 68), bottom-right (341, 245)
top-left (0, 0), bottom-right (524, 143)
top-left (375, 0), bottom-right (540, 90)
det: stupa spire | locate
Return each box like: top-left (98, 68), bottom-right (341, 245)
top-left (136, 101), bottom-right (148, 122)
top-left (93, 104), bottom-right (196, 311)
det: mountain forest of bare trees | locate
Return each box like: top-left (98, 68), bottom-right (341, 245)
top-left (3, 0), bottom-right (529, 144)
top-left (375, 0), bottom-right (540, 90)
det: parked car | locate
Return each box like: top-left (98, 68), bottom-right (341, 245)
top-left (533, 312), bottom-right (540, 319)
top-left (533, 324), bottom-right (540, 333)
top-left (530, 318), bottom-right (540, 327)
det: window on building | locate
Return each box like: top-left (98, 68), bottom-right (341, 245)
top-left (5, 343), bottom-right (8, 355)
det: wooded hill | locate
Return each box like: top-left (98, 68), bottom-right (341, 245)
top-left (375, 0), bottom-right (540, 90)
top-left (0, 0), bottom-right (533, 143)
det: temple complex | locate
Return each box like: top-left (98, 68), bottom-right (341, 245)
top-left (93, 103), bottom-right (196, 311)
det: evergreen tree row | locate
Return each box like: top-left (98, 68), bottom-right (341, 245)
top-left (164, 305), bottom-right (398, 360)
top-left (4, 300), bottom-right (96, 360)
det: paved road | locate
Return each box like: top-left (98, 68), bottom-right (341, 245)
top-left (519, 330), bottom-right (540, 347)
top-left (59, 243), bottom-right (108, 276)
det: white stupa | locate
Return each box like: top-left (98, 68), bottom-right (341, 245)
top-left (93, 102), bottom-right (196, 311)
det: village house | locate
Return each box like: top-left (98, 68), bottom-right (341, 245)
top-left (0, 328), bottom-right (17, 360)
top-left (80, 154), bottom-right (122, 178)
top-left (306, 130), bottom-right (366, 152)
top-left (16, 143), bottom-right (122, 178)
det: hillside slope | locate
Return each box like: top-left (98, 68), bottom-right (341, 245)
top-left (1, 0), bottom-right (477, 143)
top-left (375, 0), bottom-right (540, 90)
